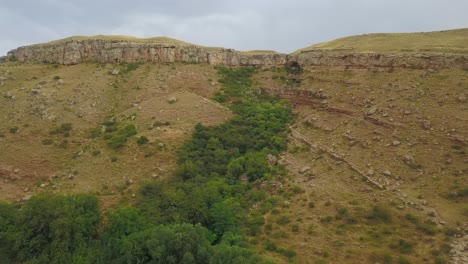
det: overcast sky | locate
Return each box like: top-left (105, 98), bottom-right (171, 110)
top-left (1, 0), bottom-right (467, 55)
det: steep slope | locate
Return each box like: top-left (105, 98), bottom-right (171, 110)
top-left (255, 65), bottom-right (467, 263)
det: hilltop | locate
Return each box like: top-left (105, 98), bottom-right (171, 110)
top-left (297, 28), bottom-right (468, 54)
top-left (3, 29), bottom-right (467, 70)
top-left (45, 35), bottom-right (195, 45)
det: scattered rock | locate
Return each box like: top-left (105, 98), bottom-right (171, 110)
top-left (3, 91), bottom-right (15, 100)
top-left (382, 170), bottom-right (392, 176)
top-left (299, 166), bottom-right (310, 174)
top-left (167, 97), bottom-right (177, 104)
top-left (421, 120), bottom-right (432, 130)
top-left (31, 89), bottom-right (40, 95)
top-left (367, 106), bottom-right (378, 115)
top-left (40, 183), bottom-right (46, 188)
top-left (22, 195), bottom-right (32, 201)
top-left (458, 94), bottom-right (467, 103)
top-left (404, 155), bottom-right (420, 169)
top-left (392, 140), bottom-right (401, 146)
top-left (267, 154), bottom-right (278, 165)
top-left (111, 69), bottom-right (119, 75)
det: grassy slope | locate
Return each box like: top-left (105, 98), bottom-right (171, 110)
top-left (0, 62), bottom-right (231, 204)
top-left (254, 66), bottom-right (467, 263)
top-left (296, 28), bottom-right (468, 54)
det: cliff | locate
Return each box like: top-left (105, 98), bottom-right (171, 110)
top-left (4, 38), bottom-right (468, 70)
top-left (5, 39), bottom-right (287, 67)
top-left (294, 51), bottom-right (468, 70)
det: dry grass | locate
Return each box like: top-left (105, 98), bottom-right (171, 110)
top-left (253, 66), bottom-right (467, 263)
top-left (0, 62), bottom-right (230, 201)
top-left (296, 28), bottom-right (468, 54)
top-left (45, 35), bottom-right (194, 45)
top-left (240, 50), bottom-right (280, 55)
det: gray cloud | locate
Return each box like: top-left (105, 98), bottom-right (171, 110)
top-left (1, 0), bottom-right (467, 55)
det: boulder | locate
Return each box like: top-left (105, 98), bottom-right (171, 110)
top-left (167, 97), bottom-right (177, 104)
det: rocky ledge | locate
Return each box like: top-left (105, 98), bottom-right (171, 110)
top-left (4, 39), bottom-right (468, 70)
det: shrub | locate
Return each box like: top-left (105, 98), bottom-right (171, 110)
top-left (405, 213), bottom-right (419, 224)
top-left (368, 205), bottom-right (392, 223)
top-left (278, 247), bottom-right (297, 259)
top-left (41, 138), bottom-right (54, 145)
top-left (9, 127), bottom-right (19, 133)
top-left (398, 239), bottom-right (414, 254)
top-left (106, 124), bottom-right (137, 150)
top-left (263, 241), bottom-right (277, 251)
top-left (50, 123), bottom-right (72, 136)
top-left (398, 256), bottom-right (411, 264)
top-left (417, 222), bottom-right (438, 235)
top-left (120, 63), bottom-right (140, 75)
top-left (276, 216), bottom-right (290, 225)
top-left (137, 136), bottom-right (149, 145)
top-left (292, 224), bottom-right (299, 232)
top-left (153, 121), bottom-right (170, 127)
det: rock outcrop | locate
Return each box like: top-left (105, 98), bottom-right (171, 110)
top-left (6, 39), bottom-right (286, 67)
top-left (293, 50), bottom-right (468, 70)
top-left (4, 38), bottom-right (468, 69)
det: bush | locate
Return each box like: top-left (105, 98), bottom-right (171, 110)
top-left (398, 239), bottom-right (414, 254)
top-left (405, 213), bottom-right (419, 224)
top-left (398, 256), bottom-right (411, 264)
top-left (50, 123), bottom-right (72, 136)
top-left (137, 136), bottom-right (149, 145)
top-left (106, 124), bottom-right (137, 150)
top-left (292, 224), bottom-right (299, 232)
top-left (276, 216), bottom-right (290, 225)
top-left (263, 241), bottom-right (277, 251)
top-left (41, 138), bottom-right (54, 145)
top-left (368, 205), bottom-right (392, 223)
top-left (278, 247), bottom-right (297, 259)
top-left (120, 63), bottom-right (140, 75)
top-left (9, 127), bottom-right (19, 133)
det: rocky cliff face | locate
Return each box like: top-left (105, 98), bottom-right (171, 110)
top-left (4, 39), bottom-right (468, 69)
top-left (6, 39), bottom-right (287, 67)
top-left (293, 51), bottom-right (468, 70)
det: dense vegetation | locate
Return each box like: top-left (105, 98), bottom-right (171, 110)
top-left (0, 67), bottom-right (294, 263)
